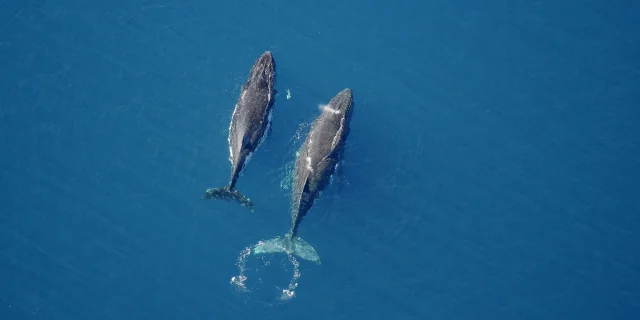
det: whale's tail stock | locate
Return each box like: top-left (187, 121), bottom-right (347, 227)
top-left (202, 186), bottom-right (255, 211)
top-left (252, 234), bottom-right (321, 264)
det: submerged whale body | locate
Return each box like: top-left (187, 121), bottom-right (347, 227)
top-left (202, 51), bottom-right (277, 211)
top-left (253, 88), bottom-right (354, 263)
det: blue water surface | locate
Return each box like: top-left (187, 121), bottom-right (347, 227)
top-left (1, 0), bottom-right (639, 319)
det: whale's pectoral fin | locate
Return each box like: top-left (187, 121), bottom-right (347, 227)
top-left (252, 236), bottom-right (320, 264)
top-left (202, 186), bottom-right (255, 211)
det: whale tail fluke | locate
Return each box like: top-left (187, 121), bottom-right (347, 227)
top-left (202, 186), bottom-right (254, 211)
top-left (252, 235), bottom-right (321, 264)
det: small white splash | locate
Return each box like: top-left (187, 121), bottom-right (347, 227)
top-left (231, 275), bottom-right (248, 290)
top-left (286, 89), bottom-right (291, 100)
top-left (318, 103), bottom-right (340, 114)
top-left (281, 289), bottom-right (295, 300)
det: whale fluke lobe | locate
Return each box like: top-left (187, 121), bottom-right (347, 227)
top-left (253, 235), bottom-right (320, 264)
top-left (202, 186), bottom-right (255, 211)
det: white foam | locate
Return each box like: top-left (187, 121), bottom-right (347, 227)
top-left (231, 244), bottom-right (301, 304)
top-left (281, 289), bottom-right (295, 300)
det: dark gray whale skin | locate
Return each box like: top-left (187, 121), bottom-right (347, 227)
top-left (202, 51), bottom-right (276, 211)
top-left (253, 88), bottom-right (354, 263)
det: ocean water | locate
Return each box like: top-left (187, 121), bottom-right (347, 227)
top-left (1, 0), bottom-right (639, 319)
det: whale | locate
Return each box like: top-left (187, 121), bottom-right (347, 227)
top-left (252, 88), bottom-right (354, 263)
top-left (202, 51), bottom-right (276, 211)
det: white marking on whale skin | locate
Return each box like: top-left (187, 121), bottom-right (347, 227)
top-left (267, 76), bottom-right (273, 103)
top-left (330, 117), bottom-right (345, 150)
top-left (228, 103), bottom-right (240, 164)
top-left (303, 136), bottom-right (315, 172)
top-left (307, 138), bottom-right (313, 158)
top-left (305, 156), bottom-right (314, 172)
top-left (232, 122), bottom-right (246, 165)
top-left (256, 107), bottom-right (273, 151)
